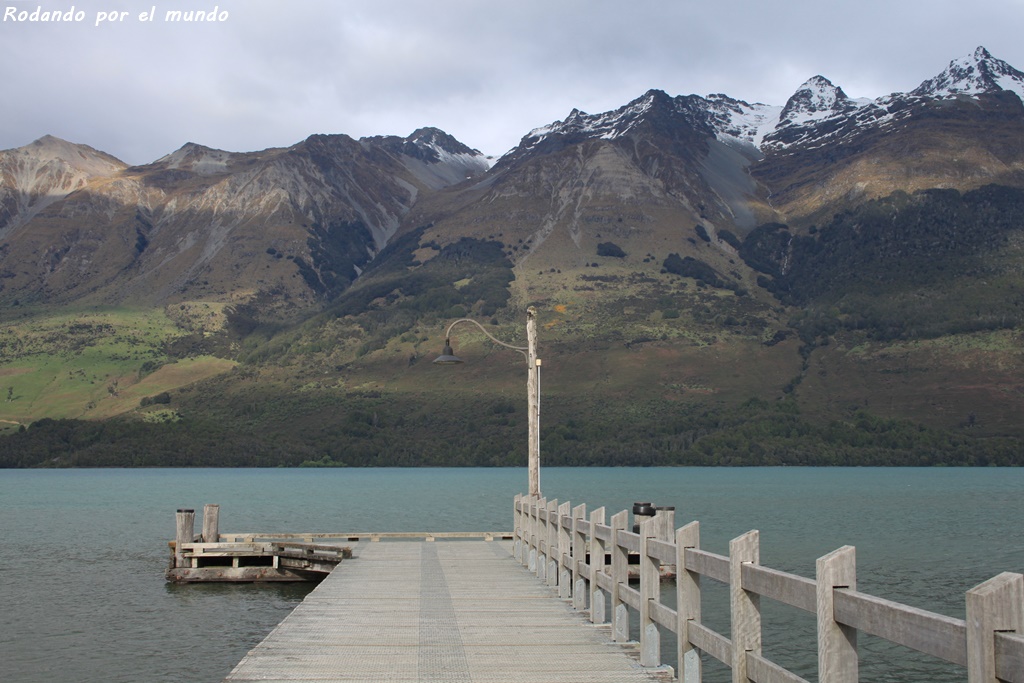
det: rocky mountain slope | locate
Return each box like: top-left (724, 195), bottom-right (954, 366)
top-left (0, 129), bottom-right (489, 314)
top-left (3, 47), bottom-right (1024, 466)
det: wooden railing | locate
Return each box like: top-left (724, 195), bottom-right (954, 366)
top-left (513, 494), bottom-right (1024, 683)
top-left (217, 531), bottom-right (514, 543)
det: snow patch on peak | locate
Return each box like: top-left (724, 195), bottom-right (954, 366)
top-left (521, 90), bottom-right (672, 150)
top-left (912, 45), bottom-right (1024, 103)
top-left (780, 76), bottom-right (855, 124)
top-left (704, 94), bottom-right (782, 150)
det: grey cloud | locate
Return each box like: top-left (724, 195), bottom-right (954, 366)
top-left (1, 0), bottom-right (1021, 164)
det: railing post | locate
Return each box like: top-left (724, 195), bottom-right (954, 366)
top-left (174, 508), bottom-right (195, 568)
top-left (535, 497), bottom-right (547, 579)
top-left (513, 494), bottom-right (523, 562)
top-left (557, 501), bottom-right (572, 599)
top-left (610, 509), bottom-right (630, 643)
top-left (966, 572), bottom-right (1024, 683)
top-left (525, 495), bottom-right (537, 569)
top-left (546, 499), bottom-right (559, 586)
top-left (817, 545), bottom-right (857, 683)
top-left (640, 511), bottom-right (673, 668)
top-left (589, 507), bottom-right (607, 624)
top-left (677, 521), bottom-right (702, 683)
top-left (519, 495), bottom-right (529, 566)
top-left (730, 530), bottom-right (761, 683)
top-left (571, 503), bottom-right (587, 611)
top-left (202, 503), bottom-right (220, 543)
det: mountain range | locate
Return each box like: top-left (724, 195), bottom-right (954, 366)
top-left (2, 46), bottom-right (1024, 467)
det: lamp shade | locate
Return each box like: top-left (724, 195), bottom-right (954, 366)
top-left (432, 341), bottom-right (464, 364)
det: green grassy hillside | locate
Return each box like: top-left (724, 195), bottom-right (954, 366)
top-left (3, 187), bottom-right (1024, 466)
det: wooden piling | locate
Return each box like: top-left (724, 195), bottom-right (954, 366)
top-left (202, 503), bottom-right (219, 543)
top-left (174, 509), bottom-right (195, 569)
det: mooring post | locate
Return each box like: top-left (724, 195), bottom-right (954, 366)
top-left (202, 504), bottom-right (220, 543)
top-left (175, 508), bottom-right (195, 568)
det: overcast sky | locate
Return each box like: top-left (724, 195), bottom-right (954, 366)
top-left (2, 0), bottom-right (1022, 165)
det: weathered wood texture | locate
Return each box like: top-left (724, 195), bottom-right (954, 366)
top-left (166, 540), bottom-right (353, 582)
top-left (167, 528), bottom-right (511, 583)
top-left (224, 540), bottom-right (672, 683)
top-left (514, 494), bottom-right (1024, 683)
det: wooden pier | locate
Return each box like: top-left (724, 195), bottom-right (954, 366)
top-left (168, 498), bottom-right (1024, 683)
top-left (224, 539), bottom-right (671, 682)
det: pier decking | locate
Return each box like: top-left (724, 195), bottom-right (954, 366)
top-left (171, 495), bottom-right (1024, 683)
top-left (224, 539), bottom-right (670, 683)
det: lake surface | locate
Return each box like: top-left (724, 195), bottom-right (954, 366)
top-left (1, 467), bottom-right (1021, 682)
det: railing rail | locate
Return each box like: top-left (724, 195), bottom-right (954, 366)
top-left (512, 493), bottom-right (1024, 683)
top-left (216, 531), bottom-right (513, 543)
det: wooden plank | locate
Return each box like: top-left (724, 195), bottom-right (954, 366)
top-left (746, 651), bottom-right (810, 683)
top-left (220, 531), bottom-right (513, 542)
top-left (741, 563), bottom-right (816, 613)
top-left (593, 522), bottom-right (613, 543)
top-left (647, 538), bottom-right (675, 564)
top-left (225, 540), bottom-right (670, 683)
top-left (833, 588), bottom-right (967, 666)
top-left (995, 632), bottom-right (1024, 683)
top-left (167, 566), bottom-right (315, 582)
top-left (685, 547), bottom-right (729, 584)
top-left (649, 600), bottom-right (677, 633)
top-left (620, 583), bottom-right (641, 610)
top-left (617, 529), bottom-right (640, 553)
top-left (689, 622), bottom-right (731, 666)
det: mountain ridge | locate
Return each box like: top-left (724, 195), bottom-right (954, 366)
top-left (3, 46), bottom-right (1024, 467)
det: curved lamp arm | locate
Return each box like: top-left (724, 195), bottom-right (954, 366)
top-left (437, 318), bottom-right (529, 363)
top-left (433, 308), bottom-right (541, 497)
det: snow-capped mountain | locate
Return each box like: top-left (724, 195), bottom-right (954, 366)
top-left (2, 46), bottom-right (1023, 314)
top-left (499, 89), bottom-right (711, 169)
top-left (719, 46), bottom-right (1024, 153)
top-left (912, 46), bottom-right (1024, 100)
top-left (506, 46), bottom-right (1023, 161)
top-left (363, 127), bottom-right (493, 190)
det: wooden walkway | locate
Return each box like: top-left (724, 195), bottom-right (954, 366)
top-left (224, 540), bottom-right (670, 683)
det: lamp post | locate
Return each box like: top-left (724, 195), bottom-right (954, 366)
top-left (434, 307), bottom-right (541, 497)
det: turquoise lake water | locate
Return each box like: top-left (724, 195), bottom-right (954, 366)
top-left (1, 467), bottom-right (1021, 682)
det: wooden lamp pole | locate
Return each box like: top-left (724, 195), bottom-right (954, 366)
top-left (434, 307), bottom-right (541, 497)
